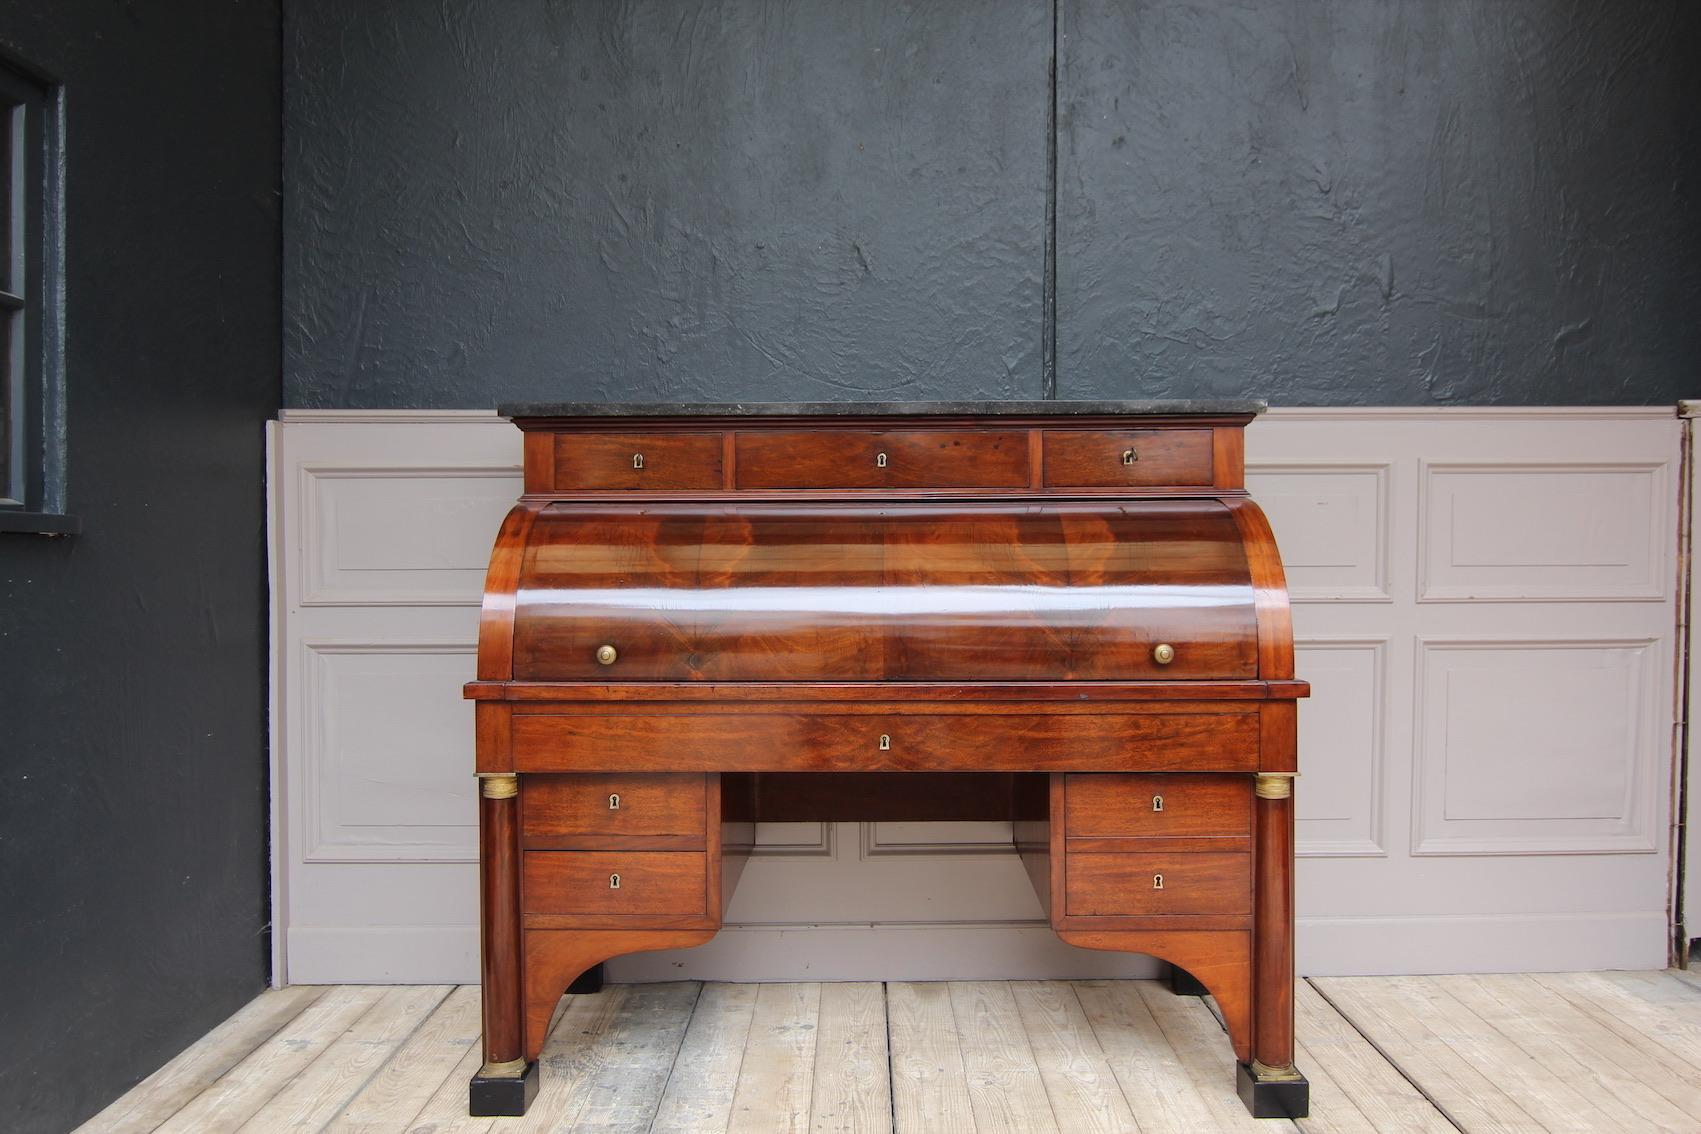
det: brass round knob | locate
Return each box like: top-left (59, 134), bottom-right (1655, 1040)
top-left (1152, 643), bottom-right (1176, 666)
top-left (595, 644), bottom-right (618, 666)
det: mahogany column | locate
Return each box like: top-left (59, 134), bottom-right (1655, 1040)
top-left (469, 772), bottom-right (537, 1115)
top-left (1239, 770), bottom-right (1308, 1117)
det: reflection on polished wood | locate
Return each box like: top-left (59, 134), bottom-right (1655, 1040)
top-left (511, 501), bottom-right (1261, 682)
top-left (468, 406), bottom-right (1309, 1117)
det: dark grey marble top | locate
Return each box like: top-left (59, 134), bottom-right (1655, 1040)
top-left (499, 399), bottom-right (1265, 418)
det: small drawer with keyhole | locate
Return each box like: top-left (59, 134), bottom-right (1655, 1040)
top-left (1064, 773), bottom-right (1252, 842)
top-left (733, 429), bottom-right (1030, 489)
top-left (551, 432), bottom-right (724, 491)
top-left (522, 851), bottom-right (707, 917)
top-left (1064, 851), bottom-right (1251, 917)
top-left (521, 773), bottom-right (708, 844)
top-left (1041, 428), bottom-right (1214, 488)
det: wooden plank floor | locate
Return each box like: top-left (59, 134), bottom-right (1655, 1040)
top-left (74, 972), bottom-right (1701, 1133)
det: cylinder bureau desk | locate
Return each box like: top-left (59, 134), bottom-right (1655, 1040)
top-left (466, 400), bottom-right (1309, 1118)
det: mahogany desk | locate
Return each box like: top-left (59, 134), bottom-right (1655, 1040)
top-left (465, 401), bottom-right (1309, 1118)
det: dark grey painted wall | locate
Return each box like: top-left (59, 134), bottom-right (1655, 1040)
top-left (0, 2), bottom-right (279, 1132)
top-left (286, 0), bottom-right (1049, 407)
top-left (1057, 1), bottom-right (1701, 404)
top-left (286, 0), bottom-right (1701, 408)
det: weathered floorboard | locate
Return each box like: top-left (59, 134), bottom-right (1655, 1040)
top-left (74, 986), bottom-right (326, 1134)
top-left (650, 982), bottom-right (758, 1133)
top-left (888, 982), bottom-right (975, 1134)
top-left (808, 982), bottom-right (893, 1134)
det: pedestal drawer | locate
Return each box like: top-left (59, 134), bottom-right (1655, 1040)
top-left (1065, 851), bottom-right (1251, 917)
top-left (523, 851), bottom-right (707, 917)
top-left (1066, 774), bottom-right (1252, 840)
top-left (523, 773), bottom-right (706, 841)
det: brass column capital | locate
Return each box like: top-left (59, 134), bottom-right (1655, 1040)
top-left (479, 772), bottom-right (519, 799)
top-left (1254, 772), bottom-right (1297, 799)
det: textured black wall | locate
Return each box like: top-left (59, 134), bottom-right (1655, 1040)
top-left (286, 0), bottom-right (1049, 407)
top-left (1057, 1), bottom-right (1701, 404)
top-left (286, 0), bottom-right (1700, 408)
top-left (0, 2), bottom-right (279, 1132)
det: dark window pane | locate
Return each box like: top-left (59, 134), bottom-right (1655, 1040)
top-left (1, 315), bottom-right (12, 502)
top-left (0, 105), bottom-right (11, 288)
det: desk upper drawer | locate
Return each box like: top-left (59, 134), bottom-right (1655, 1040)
top-left (512, 710), bottom-right (1260, 773)
top-left (734, 430), bottom-right (1030, 489)
top-left (1042, 429), bottom-right (1214, 488)
top-left (552, 432), bottom-right (724, 491)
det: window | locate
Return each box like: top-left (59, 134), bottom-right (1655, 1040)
top-left (0, 56), bottom-right (69, 534)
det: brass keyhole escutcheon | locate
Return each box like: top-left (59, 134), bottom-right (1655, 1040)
top-left (608, 793), bottom-right (621, 810)
top-left (1152, 794), bottom-right (1164, 812)
top-left (878, 733), bottom-right (891, 751)
top-left (876, 452), bottom-right (888, 468)
top-left (1152, 642), bottom-right (1175, 666)
top-left (1122, 448), bottom-right (1137, 465)
top-left (632, 453), bottom-right (644, 469)
top-left (609, 873), bottom-right (621, 889)
top-left (1153, 874), bottom-right (1164, 890)
top-left (596, 644), bottom-right (618, 665)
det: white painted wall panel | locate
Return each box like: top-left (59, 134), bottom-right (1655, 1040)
top-left (1419, 462), bottom-right (1665, 601)
top-left (1292, 639), bottom-right (1386, 857)
top-left (271, 407), bottom-right (1683, 984)
top-left (1412, 639), bottom-right (1657, 853)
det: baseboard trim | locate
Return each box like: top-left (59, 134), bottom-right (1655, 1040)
top-left (287, 926), bottom-right (481, 984)
top-left (287, 912), bottom-right (1668, 983)
top-left (1298, 911), bottom-right (1669, 975)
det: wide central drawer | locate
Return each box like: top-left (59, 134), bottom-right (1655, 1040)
top-left (512, 710), bottom-right (1259, 772)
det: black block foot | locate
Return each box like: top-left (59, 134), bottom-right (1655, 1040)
top-left (1167, 963), bottom-right (1209, 997)
top-left (568, 962), bottom-right (605, 995)
top-left (470, 1060), bottom-right (539, 1117)
top-left (1236, 1062), bottom-right (1309, 1119)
